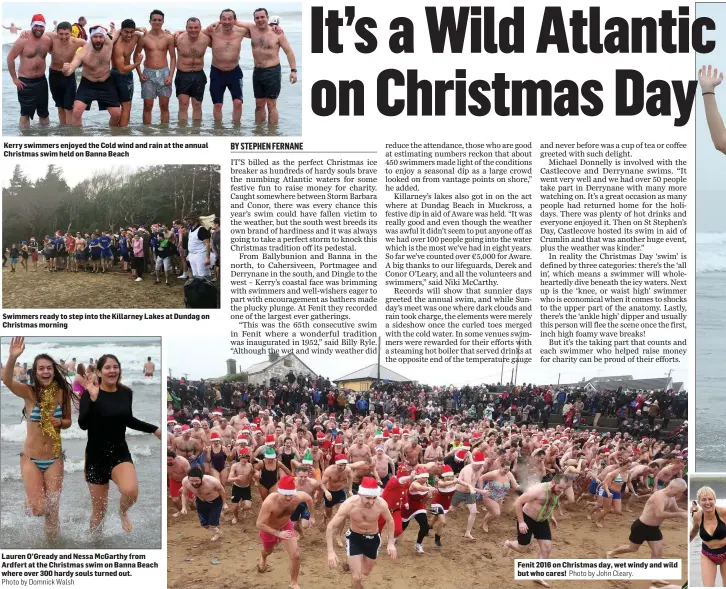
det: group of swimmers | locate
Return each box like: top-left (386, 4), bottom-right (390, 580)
top-left (4, 216), bottom-right (220, 283)
top-left (7, 8), bottom-right (297, 128)
top-left (2, 337), bottom-right (161, 542)
top-left (166, 408), bottom-right (688, 589)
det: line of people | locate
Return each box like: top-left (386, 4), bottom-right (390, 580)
top-left (7, 8), bottom-right (297, 128)
top-left (166, 405), bottom-right (688, 589)
top-left (4, 216), bottom-right (220, 283)
top-left (2, 337), bottom-right (161, 542)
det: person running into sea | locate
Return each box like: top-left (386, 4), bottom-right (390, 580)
top-left (180, 467), bottom-right (226, 541)
top-left (2, 337), bottom-right (76, 544)
top-left (503, 475), bottom-right (569, 588)
top-left (327, 477), bottom-right (397, 589)
top-left (606, 478), bottom-right (687, 559)
top-left (78, 353), bottom-right (161, 533)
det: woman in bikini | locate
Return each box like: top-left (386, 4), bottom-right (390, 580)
top-left (478, 460), bottom-right (521, 532)
top-left (691, 486), bottom-right (726, 586)
top-left (206, 431), bottom-right (230, 486)
top-left (592, 457), bottom-right (635, 528)
top-left (2, 337), bottom-right (77, 544)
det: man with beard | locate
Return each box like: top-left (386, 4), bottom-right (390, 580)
top-left (62, 25), bottom-right (122, 126)
top-left (174, 18), bottom-right (211, 121)
top-left (180, 467), bottom-right (227, 541)
top-left (7, 14), bottom-right (53, 128)
top-left (134, 10), bottom-right (175, 124)
top-left (111, 19), bottom-right (144, 126)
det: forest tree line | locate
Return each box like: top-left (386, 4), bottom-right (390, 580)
top-left (2, 164), bottom-right (220, 245)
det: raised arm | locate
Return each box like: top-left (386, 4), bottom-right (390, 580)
top-left (699, 65), bottom-right (726, 154)
top-left (2, 337), bottom-right (33, 399)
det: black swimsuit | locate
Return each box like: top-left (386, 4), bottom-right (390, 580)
top-left (259, 463), bottom-right (278, 490)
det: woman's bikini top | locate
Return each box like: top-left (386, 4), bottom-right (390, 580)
top-left (700, 509), bottom-right (726, 542)
top-left (28, 403), bottom-right (63, 422)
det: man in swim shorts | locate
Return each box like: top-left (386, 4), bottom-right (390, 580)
top-left (167, 449), bottom-right (191, 517)
top-left (62, 25), bottom-right (122, 126)
top-left (256, 475), bottom-right (312, 588)
top-left (327, 477), bottom-right (397, 589)
top-left (206, 9), bottom-right (246, 123)
top-left (174, 18), bottom-right (211, 121)
top-left (248, 8), bottom-right (297, 123)
top-left (606, 478), bottom-right (687, 559)
top-left (503, 475), bottom-right (569, 587)
top-left (134, 10), bottom-right (175, 124)
top-left (111, 19), bottom-right (143, 126)
top-left (40, 22), bottom-right (86, 125)
top-left (180, 467), bottom-right (226, 541)
top-left (7, 14), bottom-right (52, 128)
top-left (144, 357), bottom-right (155, 377)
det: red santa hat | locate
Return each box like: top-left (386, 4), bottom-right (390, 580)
top-left (382, 429), bottom-right (390, 439)
top-left (441, 465), bottom-right (455, 478)
top-left (358, 477), bottom-right (380, 497)
top-left (277, 475), bottom-right (296, 496)
top-left (414, 465), bottom-right (429, 480)
top-left (402, 429), bottom-right (410, 436)
top-left (181, 424), bottom-right (190, 431)
top-left (89, 25), bottom-right (108, 36)
top-left (472, 451), bottom-right (486, 465)
top-left (265, 435), bottom-right (275, 446)
top-left (235, 433), bottom-right (247, 444)
top-left (316, 431), bottom-right (325, 440)
top-left (396, 464), bottom-right (410, 477)
top-left (541, 439), bottom-right (549, 445)
top-left (167, 416), bottom-right (176, 424)
top-left (191, 418), bottom-right (200, 425)
top-left (392, 428), bottom-right (401, 436)
top-left (210, 431), bottom-right (221, 441)
top-left (239, 447), bottom-right (250, 456)
top-left (31, 14), bottom-right (46, 28)
top-left (335, 454), bottom-right (348, 465)
top-left (454, 449), bottom-right (467, 462)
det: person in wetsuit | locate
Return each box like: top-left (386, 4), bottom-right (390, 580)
top-left (78, 353), bottom-right (161, 534)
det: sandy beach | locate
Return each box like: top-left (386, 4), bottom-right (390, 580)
top-left (167, 486), bottom-right (687, 589)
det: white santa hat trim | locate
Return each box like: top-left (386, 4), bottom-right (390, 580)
top-left (358, 484), bottom-right (380, 497)
top-left (277, 487), bottom-right (296, 496)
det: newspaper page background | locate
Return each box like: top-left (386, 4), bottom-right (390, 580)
top-left (0, 0), bottom-right (700, 587)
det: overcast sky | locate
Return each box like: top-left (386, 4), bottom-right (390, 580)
top-left (1, 162), bottom-right (136, 189)
top-left (166, 340), bottom-right (687, 387)
top-left (697, 4), bottom-right (726, 232)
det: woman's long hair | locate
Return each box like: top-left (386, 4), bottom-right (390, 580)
top-left (96, 354), bottom-right (131, 393)
top-left (26, 353), bottom-right (78, 420)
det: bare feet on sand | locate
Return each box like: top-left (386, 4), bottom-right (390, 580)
top-left (605, 551), bottom-right (615, 559)
top-left (257, 563), bottom-right (272, 573)
top-left (534, 580), bottom-right (551, 587)
top-left (463, 533), bottom-right (476, 540)
top-left (481, 522), bottom-right (489, 532)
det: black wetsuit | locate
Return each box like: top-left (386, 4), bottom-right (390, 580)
top-left (78, 387), bottom-right (157, 485)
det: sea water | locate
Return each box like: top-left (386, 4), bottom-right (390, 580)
top-left (0, 337), bottom-right (162, 548)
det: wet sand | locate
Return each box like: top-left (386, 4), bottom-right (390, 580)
top-left (167, 487), bottom-right (687, 589)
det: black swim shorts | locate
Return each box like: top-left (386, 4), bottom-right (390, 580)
top-left (110, 68), bottom-right (134, 103)
top-left (231, 484), bottom-right (251, 503)
top-left (17, 75), bottom-right (49, 119)
top-left (517, 513), bottom-right (552, 545)
top-left (49, 69), bottom-right (77, 110)
top-left (85, 448), bottom-right (133, 485)
top-left (628, 518), bottom-right (663, 544)
top-left (175, 69), bottom-right (207, 103)
top-left (346, 529), bottom-right (381, 560)
top-left (252, 64), bottom-right (281, 99)
top-left (75, 76), bottom-right (120, 110)
top-left (324, 488), bottom-right (347, 508)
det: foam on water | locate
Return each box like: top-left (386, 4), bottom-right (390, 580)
top-left (1, 422), bottom-right (155, 443)
top-left (697, 233), bottom-right (726, 273)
